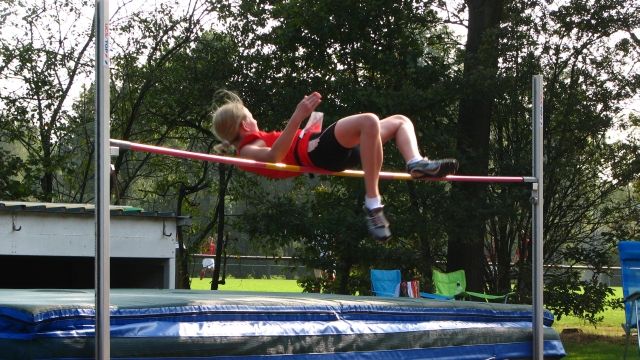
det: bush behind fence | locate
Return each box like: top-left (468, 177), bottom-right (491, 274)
top-left (190, 255), bottom-right (312, 279)
top-left (190, 255), bottom-right (622, 286)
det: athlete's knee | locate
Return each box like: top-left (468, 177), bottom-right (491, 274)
top-left (359, 113), bottom-right (380, 133)
top-left (390, 114), bottom-right (412, 126)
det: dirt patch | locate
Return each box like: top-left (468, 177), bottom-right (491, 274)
top-left (560, 329), bottom-right (628, 345)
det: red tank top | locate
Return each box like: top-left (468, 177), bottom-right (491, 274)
top-left (236, 130), bottom-right (316, 179)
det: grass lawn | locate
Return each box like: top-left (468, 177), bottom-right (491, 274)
top-left (552, 287), bottom-right (625, 337)
top-left (190, 278), bottom-right (633, 358)
top-left (190, 277), bottom-right (303, 292)
top-left (561, 335), bottom-right (630, 360)
top-left (552, 287), bottom-right (630, 359)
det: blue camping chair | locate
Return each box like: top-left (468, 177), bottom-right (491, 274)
top-left (370, 269), bottom-right (401, 297)
top-left (619, 240), bottom-right (640, 359)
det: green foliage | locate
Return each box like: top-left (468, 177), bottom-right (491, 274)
top-left (553, 287), bottom-right (624, 332)
top-left (467, 0), bottom-right (640, 319)
top-left (537, 1), bottom-right (639, 320)
top-left (212, 0), bottom-right (460, 295)
top-left (104, 4), bottom-right (242, 287)
top-left (0, 0), bottom-right (638, 322)
top-left (545, 276), bottom-right (618, 325)
top-left (607, 185), bottom-right (640, 240)
top-left (0, 0), bottom-right (94, 201)
top-left (110, 11), bottom-right (239, 205)
top-left (212, 0), bottom-right (459, 140)
top-left (0, 148), bottom-right (29, 199)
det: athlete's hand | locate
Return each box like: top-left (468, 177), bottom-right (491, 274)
top-left (293, 92), bottom-right (322, 121)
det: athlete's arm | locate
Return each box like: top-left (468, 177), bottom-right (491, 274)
top-left (239, 92), bottom-right (322, 163)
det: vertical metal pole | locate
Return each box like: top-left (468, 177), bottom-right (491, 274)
top-left (95, 0), bottom-right (110, 359)
top-left (532, 75), bottom-right (544, 359)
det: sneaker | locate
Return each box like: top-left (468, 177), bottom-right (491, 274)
top-left (363, 206), bottom-right (391, 241)
top-left (406, 158), bottom-right (459, 179)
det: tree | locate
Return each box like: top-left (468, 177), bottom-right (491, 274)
top-left (1, 0), bottom-right (242, 288)
top-left (484, 0), bottom-right (640, 321)
top-left (211, 0), bottom-right (460, 294)
top-left (444, 0), bottom-right (505, 293)
top-left (106, 3), bottom-right (241, 288)
top-left (1, 0), bottom-right (637, 323)
top-left (433, 0), bottom-right (640, 312)
top-left (0, 0), bottom-right (94, 202)
top-left (0, 148), bottom-right (29, 199)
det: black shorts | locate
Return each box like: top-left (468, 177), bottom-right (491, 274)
top-left (307, 123), bottom-right (361, 172)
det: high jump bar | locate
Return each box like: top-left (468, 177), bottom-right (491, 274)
top-left (110, 139), bottom-right (536, 184)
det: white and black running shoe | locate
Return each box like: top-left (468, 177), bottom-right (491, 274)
top-left (406, 158), bottom-right (459, 179)
top-left (363, 206), bottom-right (391, 242)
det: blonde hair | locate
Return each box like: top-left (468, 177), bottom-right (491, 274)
top-left (211, 90), bottom-right (247, 153)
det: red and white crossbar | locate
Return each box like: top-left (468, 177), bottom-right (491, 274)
top-left (110, 139), bottom-right (536, 183)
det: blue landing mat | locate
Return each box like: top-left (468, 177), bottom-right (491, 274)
top-left (0, 289), bottom-right (565, 359)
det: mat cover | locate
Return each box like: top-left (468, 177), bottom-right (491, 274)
top-left (0, 289), bottom-right (565, 359)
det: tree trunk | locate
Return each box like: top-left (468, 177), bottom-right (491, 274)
top-left (211, 164), bottom-right (228, 290)
top-left (175, 184), bottom-right (192, 289)
top-left (447, 0), bottom-right (504, 291)
top-left (406, 182), bottom-right (434, 288)
top-left (40, 135), bottom-right (54, 202)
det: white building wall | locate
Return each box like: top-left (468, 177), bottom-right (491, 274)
top-left (0, 209), bottom-right (178, 288)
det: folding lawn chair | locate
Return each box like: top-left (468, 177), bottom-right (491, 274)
top-left (423, 269), bottom-right (513, 303)
top-left (370, 269), bottom-right (401, 297)
top-left (419, 290), bottom-right (454, 301)
top-left (618, 240), bottom-right (640, 359)
top-left (419, 269), bottom-right (455, 301)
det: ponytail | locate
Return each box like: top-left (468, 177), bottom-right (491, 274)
top-left (211, 90), bottom-right (246, 151)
